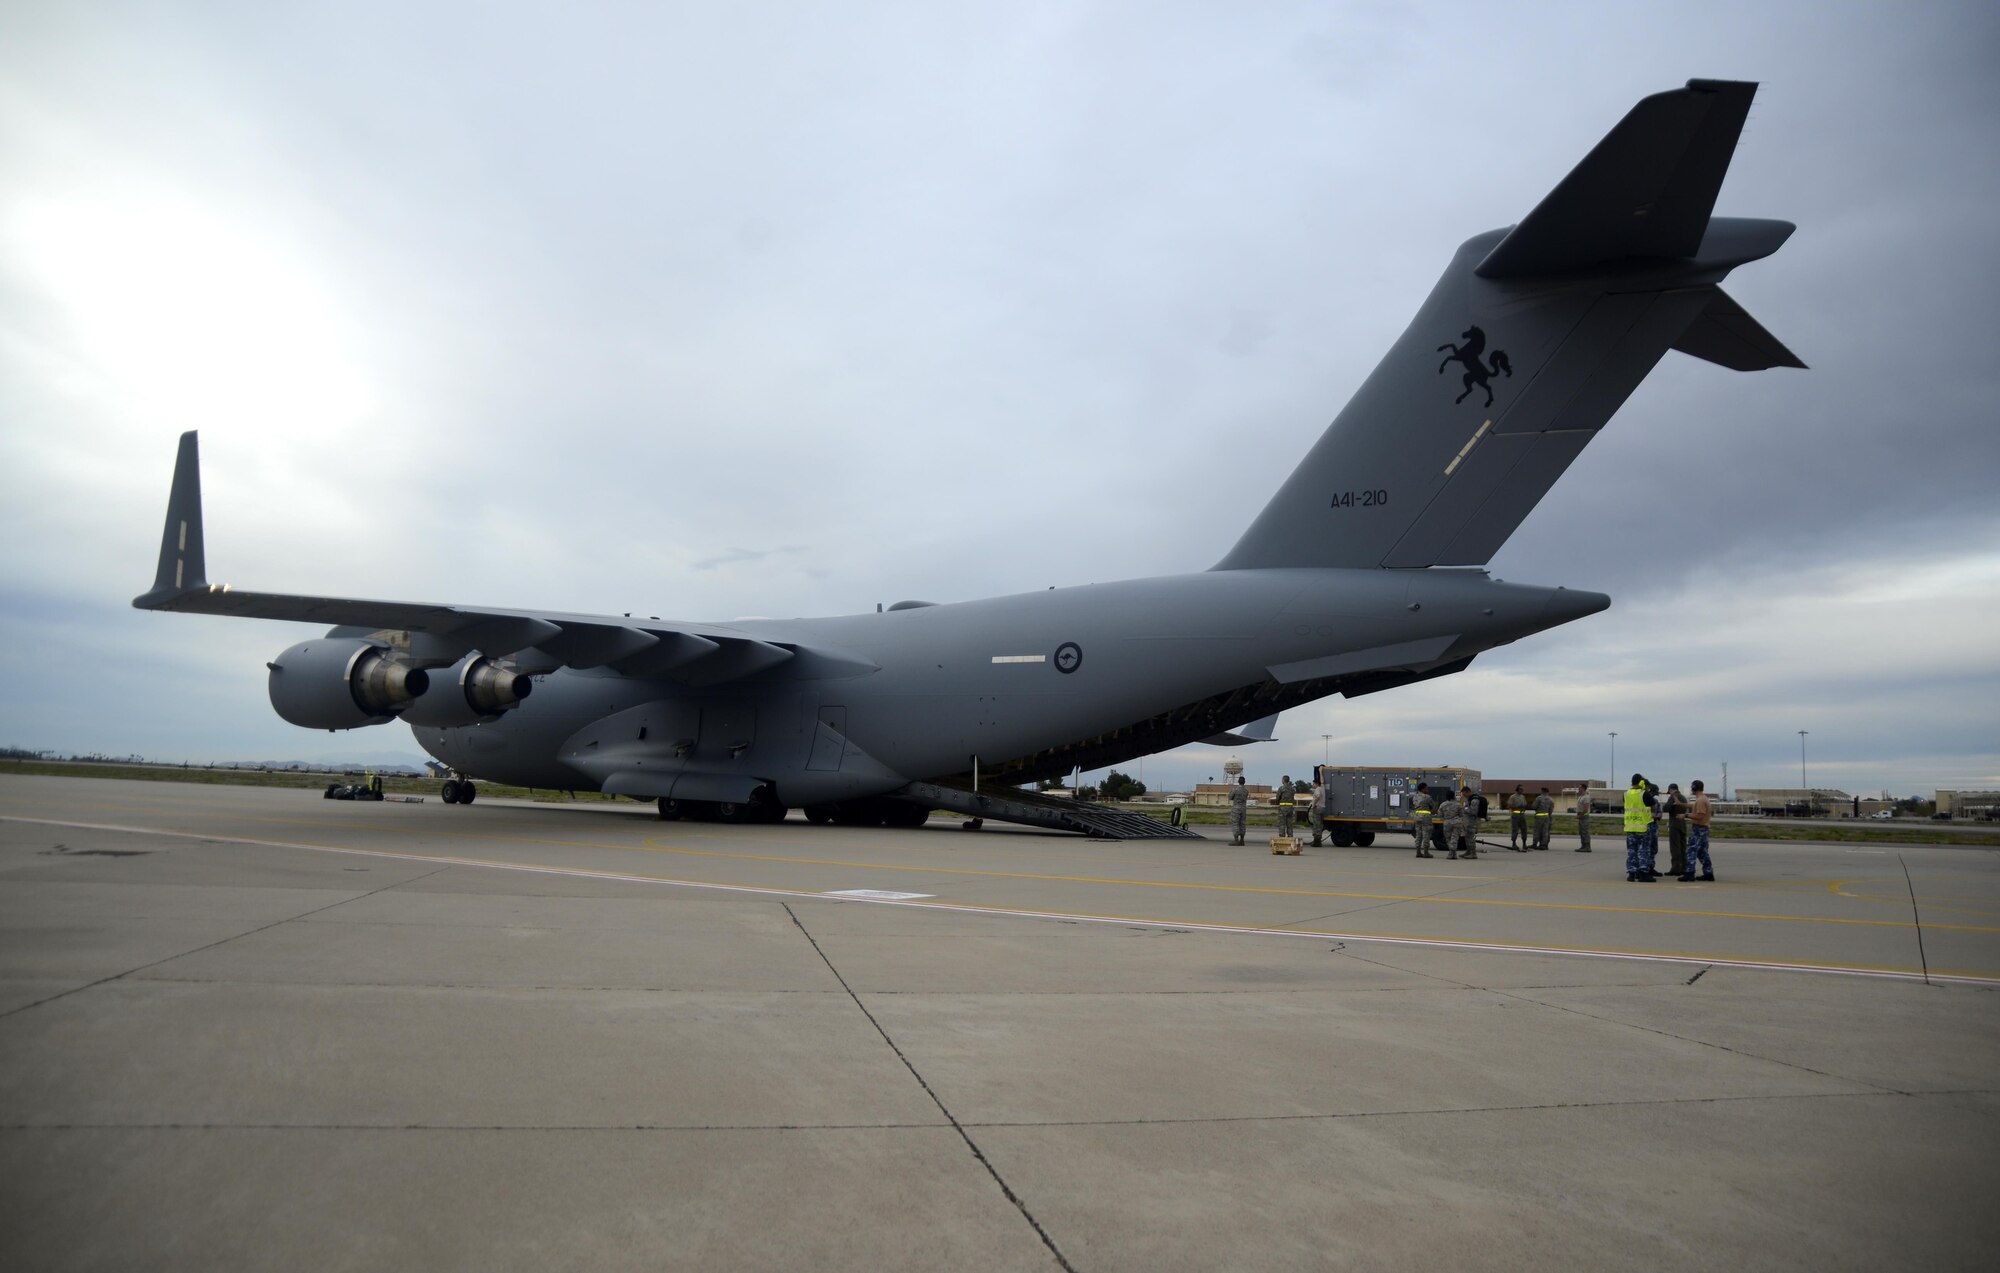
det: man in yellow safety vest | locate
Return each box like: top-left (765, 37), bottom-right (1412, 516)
top-left (1624, 773), bottom-right (1658, 882)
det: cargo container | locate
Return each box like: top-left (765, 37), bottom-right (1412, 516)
top-left (1309, 765), bottom-right (1484, 847)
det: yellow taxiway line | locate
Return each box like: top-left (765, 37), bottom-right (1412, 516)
top-left (6, 814), bottom-right (1997, 987)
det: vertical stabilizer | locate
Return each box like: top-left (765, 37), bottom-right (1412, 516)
top-left (1213, 80), bottom-right (1798, 573)
top-left (135, 431), bottom-right (206, 607)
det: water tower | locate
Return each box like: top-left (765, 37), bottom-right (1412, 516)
top-left (1223, 755), bottom-right (1244, 781)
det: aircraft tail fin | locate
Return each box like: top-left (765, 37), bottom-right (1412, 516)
top-left (1212, 80), bottom-right (1800, 573)
top-left (135, 431), bottom-right (206, 608)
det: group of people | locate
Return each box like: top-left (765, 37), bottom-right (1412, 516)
top-left (1225, 773), bottom-right (1309, 846)
top-left (1503, 784), bottom-right (1557, 851)
top-left (1405, 781), bottom-right (1485, 859)
top-left (1223, 773), bottom-right (1330, 846)
top-left (1221, 772), bottom-right (1719, 884)
top-left (1617, 773), bottom-right (1716, 882)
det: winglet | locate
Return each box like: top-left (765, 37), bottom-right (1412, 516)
top-left (134, 431), bottom-right (206, 608)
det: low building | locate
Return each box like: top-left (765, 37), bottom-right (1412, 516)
top-left (1736, 787), bottom-right (1857, 817)
top-left (1192, 781), bottom-right (1274, 807)
top-left (1937, 790), bottom-right (2000, 820)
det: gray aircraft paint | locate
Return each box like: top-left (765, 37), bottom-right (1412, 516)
top-left (134, 80), bottom-right (1799, 828)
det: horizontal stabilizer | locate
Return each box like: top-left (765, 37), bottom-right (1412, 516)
top-left (1476, 79), bottom-right (1757, 278)
top-left (1200, 712), bottom-right (1280, 747)
top-left (1671, 287), bottom-right (1807, 370)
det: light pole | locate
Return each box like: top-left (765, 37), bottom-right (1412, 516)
top-left (1321, 734), bottom-right (1332, 764)
top-left (1721, 761), bottom-right (1729, 802)
top-left (1798, 730), bottom-right (1809, 816)
top-left (1608, 732), bottom-right (1618, 786)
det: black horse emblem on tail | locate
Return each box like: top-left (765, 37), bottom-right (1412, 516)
top-left (1437, 326), bottom-right (1513, 407)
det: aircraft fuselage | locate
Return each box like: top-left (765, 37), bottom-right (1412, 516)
top-left (412, 568), bottom-right (1605, 803)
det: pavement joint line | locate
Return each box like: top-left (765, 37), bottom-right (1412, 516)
top-left (1337, 946), bottom-right (1906, 1096)
top-left (782, 903), bottom-right (1077, 1273)
top-left (10, 1087), bottom-right (1996, 1133)
top-left (0, 858), bottom-right (454, 1022)
top-left (7, 815), bottom-right (1999, 987)
top-left (1487, 986), bottom-right (1905, 1095)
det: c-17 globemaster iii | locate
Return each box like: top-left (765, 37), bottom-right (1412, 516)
top-left (136, 79), bottom-right (1801, 837)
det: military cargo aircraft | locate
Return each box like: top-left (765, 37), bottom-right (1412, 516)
top-left (136, 79), bottom-right (1800, 836)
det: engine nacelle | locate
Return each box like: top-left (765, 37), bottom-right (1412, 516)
top-left (267, 639), bottom-right (430, 731)
top-left (399, 654), bottom-right (534, 728)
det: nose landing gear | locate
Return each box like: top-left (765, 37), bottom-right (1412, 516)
top-left (440, 773), bottom-right (478, 805)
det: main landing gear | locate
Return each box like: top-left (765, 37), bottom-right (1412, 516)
top-left (440, 773), bottom-right (478, 805)
top-left (657, 787), bottom-right (789, 824)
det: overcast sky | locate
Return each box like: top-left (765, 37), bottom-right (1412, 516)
top-left (3, 1), bottom-right (1995, 798)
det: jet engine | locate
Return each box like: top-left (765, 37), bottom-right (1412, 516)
top-left (400, 654), bottom-right (534, 728)
top-left (267, 638), bottom-right (430, 731)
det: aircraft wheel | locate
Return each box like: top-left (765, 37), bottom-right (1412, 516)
top-left (883, 802), bottom-right (930, 829)
top-left (657, 798), bottom-right (682, 821)
top-left (459, 782), bottom-right (476, 805)
top-left (1330, 827), bottom-right (1356, 848)
top-left (324, 783), bottom-right (340, 799)
top-left (803, 805), bottom-right (834, 825)
top-left (713, 801), bottom-right (747, 824)
top-left (832, 804), bottom-right (885, 827)
top-left (441, 780), bottom-right (462, 804)
top-left (1353, 831), bottom-right (1375, 847)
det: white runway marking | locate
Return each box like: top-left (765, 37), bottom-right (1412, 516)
top-left (825, 889), bottom-right (934, 900)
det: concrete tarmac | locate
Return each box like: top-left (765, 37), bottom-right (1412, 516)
top-left (2, 775), bottom-right (1996, 1271)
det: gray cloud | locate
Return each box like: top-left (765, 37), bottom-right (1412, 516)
top-left (690, 545), bottom-right (810, 572)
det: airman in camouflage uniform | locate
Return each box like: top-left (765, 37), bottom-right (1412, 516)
top-left (1507, 785), bottom-right (1530, 851)
top-left (1532, 787), bottom-right (1555, 850)
top-left (1436, 789), bottom-right (1462, 859)
top-left (1410, 782), bottom-right (1434, 858)
top-left (1228, 777), bottom-right (1248, 846)
top-left (1457, 786), bottom-right (1481, 859)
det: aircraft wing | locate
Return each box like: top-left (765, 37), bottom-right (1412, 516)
top-left (133, 433), bottom-right (872, 685)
